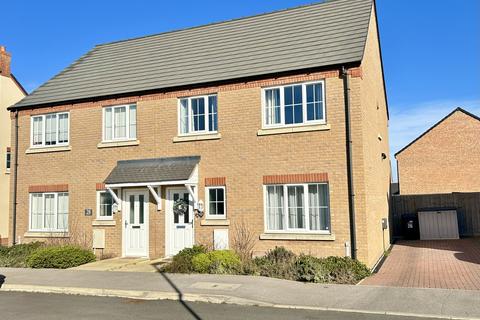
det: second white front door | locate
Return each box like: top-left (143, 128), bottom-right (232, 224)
top-left (123, 190), bottom-right (149, 257)
top-left (166, 188), bottom-right (194, 256)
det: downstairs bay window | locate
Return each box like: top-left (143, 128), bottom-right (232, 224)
top-left (264, 183), bottom-right (330, 233)
top-left (29, 192), bottom-right (69, 232)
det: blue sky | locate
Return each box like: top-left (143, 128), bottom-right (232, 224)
top-left (2, 0), bottom-right (479, 179)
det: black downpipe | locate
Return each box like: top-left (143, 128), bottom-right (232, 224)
top-left (341, 66), bottom-right (357, 260)
top-left (12, 110), bottom-right (19, 245)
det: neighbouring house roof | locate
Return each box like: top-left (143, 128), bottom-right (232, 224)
top-left (12, 0), bottom-right (373, 110)
top-left (104, 156), bottom-right (200, 184)
top-left (10, 73), bottom-right (28, 96)
top-left (395, 107), bottom-right (480, 157)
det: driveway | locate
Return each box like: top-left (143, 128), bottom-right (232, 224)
top-left (362, 239), bottom-right (480, 290)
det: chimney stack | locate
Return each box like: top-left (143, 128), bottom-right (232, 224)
top-left (0, 46), bottom-right (12, 77)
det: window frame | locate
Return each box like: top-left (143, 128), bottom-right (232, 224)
top-left (6, 149), bottom-right (11, 173)
top-left (261, 80), bottom-right (326, 129)
top-left (30, 112), bottom-right (70, 148)
top-left (263, 183), bottom-right (330, 234)
top-left (177, 94), bottom-right (218, 136)
top-left (96, 189), bottom-right (118, 220)
top-left (205, 186), bottom-right (227, 220)
top-left (28, 192), bottom-right (69, 232)
top-left (102, 104), bottom-right (137, 142)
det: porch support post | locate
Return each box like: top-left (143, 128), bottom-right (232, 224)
top-left (147, 185), bottom-right (162, 210)
top-left (106, 187), bottom-right (121, 205)
top-left (185, 184), bottom-right (198, 209)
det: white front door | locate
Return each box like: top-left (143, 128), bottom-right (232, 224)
top-left (166, 188), bottom-right (194, 256)
top-left (123, 190), bottom-right (149, 257)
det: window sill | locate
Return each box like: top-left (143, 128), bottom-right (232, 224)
top-left (26, 146), bottom-right (72, 154)
top-left (4, 171), bottom-right (10, 175)
top-left (24, 231), bottom-right (69, 238)
top-left (200, 219), bottom-right (230, 226)
top-left (92, 220), bottom-right (116, 226)
top-left (97, 140), bottom-right (140, 149)
top-left (257, 123), bottom-right (330, 136)
top-left (259, 233), bottom-right (335, 241)
top-left (173, 133), bottom-right (221, 143)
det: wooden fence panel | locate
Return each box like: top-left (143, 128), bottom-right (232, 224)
top-left (392, 192), bottom-right (480, 238)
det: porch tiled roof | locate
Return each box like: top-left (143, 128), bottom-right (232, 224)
top-left (104, 156), bottom-right (200, 184)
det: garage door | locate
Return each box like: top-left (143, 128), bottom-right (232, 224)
top-left (418, 210), bottom-right (459, 240)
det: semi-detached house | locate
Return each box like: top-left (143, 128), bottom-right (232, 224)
top-left (8, 0), bottom-right (390, 268)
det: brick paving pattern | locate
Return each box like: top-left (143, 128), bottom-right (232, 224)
top-left (362, 239), bottom-right (480, 290)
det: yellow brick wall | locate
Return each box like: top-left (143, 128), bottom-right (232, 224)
top-left (396, 110), bottom-right (480, 195)
top-left (357, 6), bottom-right (391, 267)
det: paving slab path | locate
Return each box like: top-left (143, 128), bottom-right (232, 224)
top-left (1, 267), bottom-right (480, 319)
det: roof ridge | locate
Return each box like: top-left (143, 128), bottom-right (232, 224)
top-left (96, 0), bottom-right (352, 47)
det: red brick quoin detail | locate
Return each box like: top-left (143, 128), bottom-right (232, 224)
top-left (28, 184), bottom-right (69, 193)
top-left (96, 183), bottom-right (106, 191)
top-left (205, 177), bottom-right (226, 186)
top-left (263, 173), bottom-right (328, 184)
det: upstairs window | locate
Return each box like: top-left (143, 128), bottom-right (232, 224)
top-left (262, 81), bottom-right (325, 127)
top-left (103, 104), bottom-right (137, 141)
top-left (179, 95), bottom-right (217, 135)
top-left (31, 112), bottom-right (69, 147)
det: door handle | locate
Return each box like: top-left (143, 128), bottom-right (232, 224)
top-left (125, 220), bottom-right (128, 228)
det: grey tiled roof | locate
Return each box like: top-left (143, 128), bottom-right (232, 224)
top-left (14, 0), bottom-right (373, 109)
top-left (104, 156), bottom-right (200, 184)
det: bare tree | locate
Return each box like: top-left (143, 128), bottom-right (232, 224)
top-left (231, 219), bottom-right (257, 262)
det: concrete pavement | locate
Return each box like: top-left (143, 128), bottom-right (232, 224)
top-left (0, 267), bottom-right (479, 319)
top-left (0, 291), bottom-right (449, 320)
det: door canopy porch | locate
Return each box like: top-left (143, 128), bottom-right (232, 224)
top-left (104, 156), bottom-right (200, 210)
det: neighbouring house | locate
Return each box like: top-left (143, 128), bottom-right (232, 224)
top-left (0, 46), bottom-right (27, 245)
top-left (8, 0), bottom-right (390, 268)
top-left (396, 108), bottom-right (480, 195)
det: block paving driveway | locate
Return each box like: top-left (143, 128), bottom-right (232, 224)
top-left (362, 238), bottom-right (480, 290)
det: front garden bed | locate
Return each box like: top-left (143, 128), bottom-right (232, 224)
top-left (0, 242), bottom-right (95, 269)
top-left (160, 245), bottom-right (370, 284)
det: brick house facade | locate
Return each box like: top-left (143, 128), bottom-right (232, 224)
top-left (396, 108), bottom-right (480, 195)
top-left (9, 0), bottom-right (390, 268)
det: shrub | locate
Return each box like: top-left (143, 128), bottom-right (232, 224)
top-left (162, 245), bottom-right (207, 273)
top-left (254, 247), bottom-right (297, 280)
top-left (294, 255), bottom-right (328, 283)
top-left (26, 245), bottom-right (95, 269)
top-left (192, 250), bottom-right (241, 274)
top-left (0, 242), bottom-right (44, 268)
top-left (320, 256), bottom-right (371, 284)
top-left (191, 253), bottom-right (211, 273)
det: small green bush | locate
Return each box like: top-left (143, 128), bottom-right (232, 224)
top-left (254, 247), bottom-right (297, 280)
top-left (192, 250), bottom-right (241, 274)
top-left (0, 242), bottom-right (44, 268)
top-left (26, 245), bottom-right (95, 269)
top-left (294, 255), bottom-right (327, 283)
top-left (320, 256), bottom-right (371, 284)
top-left (162, 245), bottom-right (207, 273)
top-left (191, 253), bottom-right (211, 273)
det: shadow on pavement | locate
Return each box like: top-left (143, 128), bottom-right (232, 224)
top-left (153, 264), bottom-right (202, 320)
top-left (0, 275), bottom-right (5, 288)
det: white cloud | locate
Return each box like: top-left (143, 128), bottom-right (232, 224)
top-left (389, 99), bottom-right (480, 181)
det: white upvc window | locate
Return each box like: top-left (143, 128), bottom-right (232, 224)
top-left (262, 81), bottom-right (326, 128)
top-left (29, 192), bottom-right (69, 232)
top-left (206, 186), bottom-right (226, 219)
top-left (178, 95), bottom-right (218, 135)
top-left (96, 190), bottom-right (118, 220)
top-left (103, 104), bottom-right (137, 142)
top-left (6, 148), bottom-right (11, 173)
top-left (30, 112), bottom-right (70, 147)
top-left (264, 183), bottom-right (330, 233)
